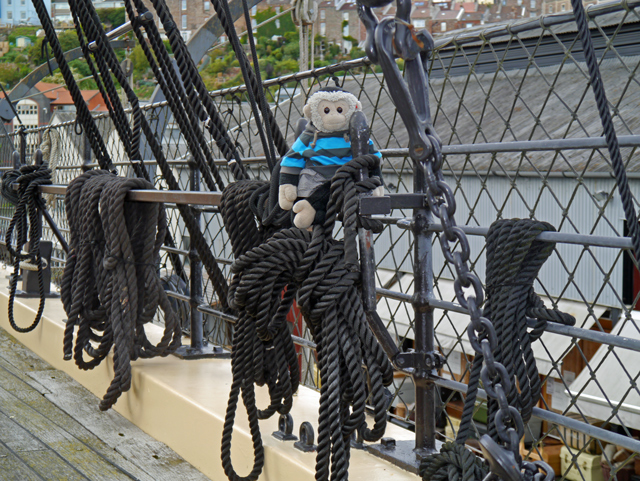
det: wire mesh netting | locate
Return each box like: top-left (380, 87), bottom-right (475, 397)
top-left (0, 2), bottom-right (639, 479)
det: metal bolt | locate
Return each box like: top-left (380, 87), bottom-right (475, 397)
top-left (396, 357), bottom-right (405, 367)
top-left (381, 437), bottom-right (396, 448)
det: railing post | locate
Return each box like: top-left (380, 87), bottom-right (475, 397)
top-left (189, 157), bottom-right (204, 351)
top-left (19, 125), bottom-right (26, 164)
top-left (82, 131), bottom-right (92, 172)
top-left (174, 158), bottom-right (229, 359)
top-left (412, 158), bottom-right (436, 455)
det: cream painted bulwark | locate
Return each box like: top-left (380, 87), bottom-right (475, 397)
top-left (0, 267), bottom-right (419, 480)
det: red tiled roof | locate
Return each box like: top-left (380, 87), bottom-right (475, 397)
top-left (34, 82), bottom-right (108, 111)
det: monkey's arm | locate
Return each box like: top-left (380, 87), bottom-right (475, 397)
top-left (279, 167), bottom-right (302, 210)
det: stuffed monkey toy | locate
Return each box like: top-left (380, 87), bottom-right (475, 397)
top-left (278, 86), bottom-right (383, 229)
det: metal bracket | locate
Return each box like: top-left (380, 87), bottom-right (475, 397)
top-left (394, 350), bottom-right (444, 373)
top-left (359, 194), bottom-right (428, 215)
top-left (293, 422), bottom-right (316, 452)
top-left (272, 413), bottom-right (298, 441)
top-left (173, 342), bottom-right (231, 359)
top-left (365, 438), bottom-right (443, 474)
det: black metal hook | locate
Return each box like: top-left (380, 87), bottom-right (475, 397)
top-left (357, 0), bottom-right (439, 164)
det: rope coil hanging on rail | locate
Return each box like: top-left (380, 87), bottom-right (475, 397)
top-left (1, 162), bottom-right (52, 333)
top-left (445, 219), bottom-right (574, 481)
top-left (61, 170), bottom-right (182, 410)
top-left (220, 155), bottom-right (391, 481)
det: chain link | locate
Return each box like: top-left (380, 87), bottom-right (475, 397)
top-left (423, 137), bottom-right (527, 458)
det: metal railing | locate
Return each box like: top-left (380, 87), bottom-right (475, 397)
top-left (2, 1), bottom-right (640, 478)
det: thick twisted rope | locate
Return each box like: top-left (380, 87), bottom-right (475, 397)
top-left (61, 171), bottom-right (182, 410)
top-left (1, 163), bottom-right (52, 333)
top-left (420, 442), bottom-right (488, 481)
top-left (220, 155), bottom-right (392, 481)
top-left (30, 0), bottom-right (113, 171)
top-left (569, 0), bottom-right (640, 264)
top-left (456, 219), bottom-right (575, 445)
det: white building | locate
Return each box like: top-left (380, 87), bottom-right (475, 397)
top-left (1, 0), bottom-right (51, 26)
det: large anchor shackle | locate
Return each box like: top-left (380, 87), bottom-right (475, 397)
top-left (357, 0), bottom-right (440, 163)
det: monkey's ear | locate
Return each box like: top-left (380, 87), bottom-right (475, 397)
top-left (356, 100), bottom-right (362, 110)
top-left (303, 103), bottom-right (312, 119)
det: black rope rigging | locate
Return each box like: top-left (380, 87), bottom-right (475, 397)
top-left (30, 0), bottom-right (114, 172)
top-left (456, 219), bottom-right (575, 447)
top-left (569, 0), bottom-right (640, 263)
top-left (220, 155), bottom-right (392, 481)
top-left (240, 0), bottom-right (278, 170)
top-left (61, 171), bottom-right (182, 410)
top-left (207, 0), bottom-right (289, 164)
top-left (1, 163), bottom-right (52, 333)
top-left (43, 0), bottom-right (235, 309)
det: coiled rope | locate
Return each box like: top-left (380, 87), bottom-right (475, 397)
top-left (1, 163), bottom-right (52, 333)
top-left (419, 442), bottom-right (488, 481)
top-left (61, 170), bottom-right (181, 410)
top-left (456, 219), bottom-right (575, 446)
top-left (220, 155), bottom-right (392, 481)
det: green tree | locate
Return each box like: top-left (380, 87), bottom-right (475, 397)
top-left (0, 63), bottom-right (27, 87)
top-left (130, 44), bottom-right (149, 75)
top-left (96, 8), bottom-right (126, 28)
top-left (58, 30), bottom-right (81, 52)
top-left (254, 7), bottom-right (297, 39)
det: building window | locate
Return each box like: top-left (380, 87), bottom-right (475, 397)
top-left (251, 5), bottom-right (257, 16)
top-left (530, 0), bottom-right (535, 7)
top-left (342, 12), bottom-right (349, 21)
top-left (561, 3), bottom-right (566, 10)
top-left (7, 0), bottom-right (11, 6)
top-left (548, 5), bottom-right (553, 11)
top-left (181, 0), bottom-right (186, 10)
top-left (275, 6), bottom-right (280, 13)
top-left (414, 19), bottom-right (425, 28)
top-left (7, 11), bottom-right (12, 19)
top-left (275, 18), bottom-right (280, 28)
top-left (251, 18), bottom-right (257, 30)
top-left (20, 10), bottom-right (25, 18)
top-left (320, 22), bottom-right (326, 35)
top-left (320, 9), bottom-right (325, 19)
top-left (466, 22), bottom-right (472, 27)
top-left (182, 15), bottom-right (187, 29)
top-left (20, 0), bottom-right (25, 5)
top-left (441, 21), bottom-right (446, 31)
top-left (204, 0), bottom-right (209, 10)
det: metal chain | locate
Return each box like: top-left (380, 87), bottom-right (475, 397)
top-left (422, 136), bottom-right (553, 480)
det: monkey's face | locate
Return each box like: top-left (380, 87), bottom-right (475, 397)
top-left (304, 90), bottom-right (361, 133)
top-left (317, 99), bottom-right (351, 131)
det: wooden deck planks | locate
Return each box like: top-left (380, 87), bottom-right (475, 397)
top-left (0, 326), bottom-right (210, 481)
top-left (0, 442), bottom-right (46, 481)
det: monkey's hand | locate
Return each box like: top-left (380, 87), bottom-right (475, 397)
top-left (372, 185), bottom-right (385, 197)
top-left (279, 184), bottom-right (298, 210)
top-left (292, 200), bottom-right (316, 229)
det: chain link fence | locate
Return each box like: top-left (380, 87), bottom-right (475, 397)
top-left (1, 2), bottom-right (640, 478)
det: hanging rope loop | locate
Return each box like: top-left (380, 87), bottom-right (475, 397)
top-left (61, 170), bottom-right (182, 411)
top-left (220, 155), bottom-right (392, 481)
top-left (1, 162), bottom-right (52, 333)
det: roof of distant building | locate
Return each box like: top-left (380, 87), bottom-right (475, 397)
top-left (34, 82), bottom-right (108, 111)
